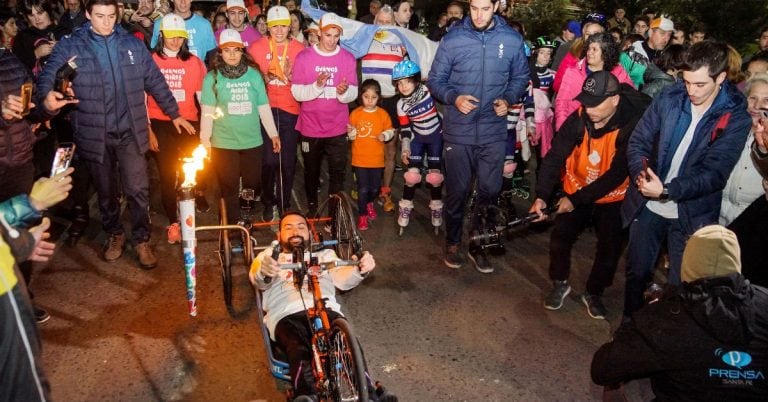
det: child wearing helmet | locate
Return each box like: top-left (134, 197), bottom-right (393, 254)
top-left (392, 59), bottom-right (444, 234)
top-left (531, 36), bottom-right (556, 157)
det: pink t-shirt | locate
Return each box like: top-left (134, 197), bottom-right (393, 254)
top-left (292, 46), bottom-right (358, 137)
top-left (148, 53), bottom-right (206, 121)
top-left (215, 25), bottom-right (262, 48)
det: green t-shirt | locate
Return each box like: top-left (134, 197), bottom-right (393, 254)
top-left (201, 67), bottom-right (269, 150)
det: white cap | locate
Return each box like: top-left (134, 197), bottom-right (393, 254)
top-left (226, 0), bottom-right (246, 11)
top-left (160, 14), bottom-right (188, 39)
top-left (267, 6), bottom-right (290, 28)
top-left (320, 12), bottom-right (343, 34)
top-left (651, 16), bottom-right (674, 32)
top-left (218, 28), bottom-right (244, 48)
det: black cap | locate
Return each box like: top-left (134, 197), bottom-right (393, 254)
top-left (574, 71), bottom-right (620, 107)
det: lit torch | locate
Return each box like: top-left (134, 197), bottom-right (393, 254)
top-left (179, 144), bottom-right (208, 316)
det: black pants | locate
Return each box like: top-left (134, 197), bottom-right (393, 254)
top-left (275, 310), bottom-right (342, 397)
top-left (0, 161), bottom-right (36, 292)
top-left (150, 119), bottom-right (201, 224)
top-left (0, 272), bottom-right (50, 402)
top-left (261, 109), bottom-right (299, 213)
top-left (549, 201), bottom-right (625, 296)
top-left (728, 195), bottom-right (768, 287)
top-left (211, 146), bottom-right (262, 225)
top-left (354, 167), bottom-right (382, 216)
top-left (300, 134), bottom-right (348, 208)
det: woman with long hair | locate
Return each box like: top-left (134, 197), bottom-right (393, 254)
top-left (555, 32), bottom-right (634, 130)
top-left (288, 9), bottom-right (305, 45)
top-left (147, 14), bottom-right (207, 243)
top-left (200, 29), bottom-right (280, 226)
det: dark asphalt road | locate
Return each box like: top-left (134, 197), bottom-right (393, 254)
top-left (31, 166), bottom-right (654, 401)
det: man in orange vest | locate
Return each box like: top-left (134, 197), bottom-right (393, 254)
top-left (530, 71), bottom-right (650, 319)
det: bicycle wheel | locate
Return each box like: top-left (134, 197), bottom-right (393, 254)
top-left (218, 198), bottom-right (233, 308)
top-left (331, 192), bottom-right (362, 260)
top-left (326, 318), bottom-right (368, 402)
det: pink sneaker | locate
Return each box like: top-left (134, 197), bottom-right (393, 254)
top-left (366, 202), bottom-right (377, 221)
top-left (357, 216), bottom-right (369, 231)
top-left (167, 223), bottom-right (181, 244)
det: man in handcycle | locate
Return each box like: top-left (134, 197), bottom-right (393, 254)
top-left (249, 211), bottom-right (397, 401)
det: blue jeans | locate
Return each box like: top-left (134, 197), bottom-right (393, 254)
top-left (444, 141), bottom-right (505, 246)
top-left (85, 131), bottom-right (150, 243)
top-left (354, 167), bottom-right (382, 217)
top-left (624, 207), bottom-right (687, 316)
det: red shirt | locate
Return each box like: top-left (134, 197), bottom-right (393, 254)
top-left (148, 52), bottom-right (206, 121)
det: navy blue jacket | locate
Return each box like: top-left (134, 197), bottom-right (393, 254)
top-left (427, 15), bottom-right (529, 145)
top-left (35, 23), bottom-right (179, 163)
top-left (622, 80), bottom-right (751, 233)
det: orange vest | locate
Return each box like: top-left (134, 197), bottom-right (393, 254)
top-left (562, 114), bottom-right (628, 204)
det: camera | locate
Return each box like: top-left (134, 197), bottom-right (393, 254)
top-left (55, 56), bottom-right (78, 99)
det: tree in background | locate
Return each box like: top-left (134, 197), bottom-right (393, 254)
top-left (510, 0), bottom-right (572, 41)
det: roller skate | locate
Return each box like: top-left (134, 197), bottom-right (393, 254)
top-left (397, 199), bottom-right (413, 236)
top-left (429, 199), bottom-right (443, 234)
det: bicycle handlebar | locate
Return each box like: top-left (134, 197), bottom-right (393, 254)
top-left (277, 259), bottom-right (360, 271)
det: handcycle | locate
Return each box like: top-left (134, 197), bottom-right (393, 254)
top-left (256, 241), bottom-right (371, 402)
top-left (207, 191), bottom-right (361, 310)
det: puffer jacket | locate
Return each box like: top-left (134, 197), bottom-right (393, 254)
top-left (427, 15), bottom-right (529, 145)
top-left (622, 80), bottom-right (752, 234)
top-left (592, 274), bottom-right (768, 401)
top-left (35, 23), bottom-right (179, 163)
top-left (0, 49), bottom-right (49, 170)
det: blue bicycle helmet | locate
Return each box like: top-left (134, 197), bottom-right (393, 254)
top-left (392, 60), bottom-right (420, 81)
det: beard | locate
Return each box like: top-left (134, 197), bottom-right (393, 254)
top-left (282, 235), bottom-right (308, 252)
top-left (471, 16), bottom-right (494, 32)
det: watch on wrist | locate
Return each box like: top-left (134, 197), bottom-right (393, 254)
top-left (658, 185), bottom-right (669, 200)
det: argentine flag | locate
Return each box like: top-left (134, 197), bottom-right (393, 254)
top-left (300, 0), bottom-right (439, 77)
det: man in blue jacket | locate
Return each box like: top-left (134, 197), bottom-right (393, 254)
top-left (36, 0), bottom-right (195, 269)
top-left (622, 41), bottom-right (751, 318)
top-left (427, 0), bottom-right (529, 273)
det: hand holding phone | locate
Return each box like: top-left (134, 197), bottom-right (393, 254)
top-left (51, 143), bottom-right (76, 177)
top-left (642, 157), bottom-right (650, 182)
top-left (20, 82), bottom-right (33, 117)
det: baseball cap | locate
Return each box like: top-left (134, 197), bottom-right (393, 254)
top-left (267, 6), bottom-right (290, 28)
top-left (566, 20), bottom-right (582, 38)
top-left (226, 0), bottom-right (246, 11)
top-left (218, 28), bottom-right (245, 48)
top-left (305, 22), bottom-right (319, 34)
top-left (160, 14), bottom-right (188, 39)
top-left (320, 12), bottom-right (343, 34)
top-left (650, 16), bottom-right (674, 32)
top-left (574, 71), bottom-right (620, 107)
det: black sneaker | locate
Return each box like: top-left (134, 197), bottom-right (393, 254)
top-left (544, 280), bottom-right (571, 310)
top-left (34, 305), bottom-right (50, 324)
top-left (581, 294), bottom-right (607, 320)
top-left (468, 248), bottom-right (493, 273)
top-left (195, 192), bottom-right (210, 213)
top-left (443, 244), bottom-right (465, 269)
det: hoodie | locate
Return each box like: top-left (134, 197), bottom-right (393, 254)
top-left (592, 225), bottom-right (768, 401)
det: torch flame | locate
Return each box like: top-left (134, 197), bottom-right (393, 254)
top-left (181, 144), bottom-right (208, 188)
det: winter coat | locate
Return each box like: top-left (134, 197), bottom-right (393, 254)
top-left (641, 62), bottom-right (676, 99)
top-left (622, 80), bottom-right (752, 233)
top-left (554, 58), bottom-right (634, 130)
top-left (35, 23), bottom-right (180, 163)
top-left (0, 49), bottom-right (52, 170)
top-left (592, 273), bottom-right (768, 401)
top-left (427, 15), bottom-right (530, 145)
top-left (12, 24), bottom-right (69, 73)
top-left (536, 84), bottom-right (650, 205)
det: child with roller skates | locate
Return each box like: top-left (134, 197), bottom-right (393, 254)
top-left (392, 60), bottom-right (444, 235)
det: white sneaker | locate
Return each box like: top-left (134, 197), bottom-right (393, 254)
top-left (397, 199), bottom-right (413, 227)
top-left (429, 200), bottom-right (443, 227)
